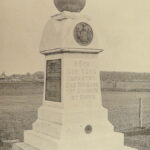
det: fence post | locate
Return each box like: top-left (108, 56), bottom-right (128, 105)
top-left (139, 97), bottom-right (143, 128)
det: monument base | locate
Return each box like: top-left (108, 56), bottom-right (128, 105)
top-left (12, 103), bottom-right (136, 150)
top-left (12, 53), bottom-right (136, 150)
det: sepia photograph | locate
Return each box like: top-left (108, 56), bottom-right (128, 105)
top-left (0, 0), bottom-right (150, 150)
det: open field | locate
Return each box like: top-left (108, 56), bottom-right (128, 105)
top-left (0, 82), bottom-right (150, 149)
top-left (0, 95), bottom-right (42, 150)
top-left (102, 91), bottom-right (150, 131)
top-left (0, 82), bottom-right (43, 96)
top-left (102, 91), bottom-right (150, 150)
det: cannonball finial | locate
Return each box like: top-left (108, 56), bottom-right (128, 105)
top-left (54, 0), bottom-right (86, 12)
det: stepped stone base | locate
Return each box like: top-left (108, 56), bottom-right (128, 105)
top-left (125, 135), bottom-right (150, 150)
top-left (12, 103), bottom-right (136, 150)
top-left (12, 143), bottom-right (39, 150)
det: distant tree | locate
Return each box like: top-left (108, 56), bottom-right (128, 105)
top-left (0, 72), bottom-right (6, 80)
top-left (33, 71), bottom-right (44, 80)
top-left (26, 72), bottom-right (31, 77)
top-left (100, 71), bottom-right (150, 82)
top-left (1, 72), bottom-right (6, 77)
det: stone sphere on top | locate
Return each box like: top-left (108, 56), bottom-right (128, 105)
top-left (54, 0), bottom-right (86, 12)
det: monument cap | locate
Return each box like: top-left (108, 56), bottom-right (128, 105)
top-left (54, 0), bottom-right (86, 12)
top-left (39, 12), bottom-right (103, 55)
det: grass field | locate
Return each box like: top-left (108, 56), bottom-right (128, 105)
top-left (102, 91), bottom-right (150, 150)
top-left (102, 91), bottom-right (150, 131)
top-left (0, 82), bottom-right (150, 150)
top-left (0, 95), bottom-right (43, 150)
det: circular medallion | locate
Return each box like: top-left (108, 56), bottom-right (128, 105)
top-left (85, 125), bottom-right (92, 134)
top-left (74, 22), bottom-right (93, 46)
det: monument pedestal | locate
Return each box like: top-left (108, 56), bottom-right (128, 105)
top-left (12, 4), bottom-right (136, 149)
top-left (13, 51), bottom-right (136, 150)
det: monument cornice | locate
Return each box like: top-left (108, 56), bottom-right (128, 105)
top-left (40, 48), bottom-right (104, 55)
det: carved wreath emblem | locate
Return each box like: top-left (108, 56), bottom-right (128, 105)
top-left (74, 22), bottom-right (93, 46)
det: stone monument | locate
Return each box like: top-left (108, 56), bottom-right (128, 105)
top-left (13, 0), bottom-right (136, 150)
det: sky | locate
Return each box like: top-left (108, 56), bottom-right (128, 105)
top-left (0, 0), bottom-right (150, 75)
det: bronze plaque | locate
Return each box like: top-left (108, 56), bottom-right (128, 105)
top-left (45, 59), bottom-right (61, 102)
top-left (74, 22), bottom-right (93, 46)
